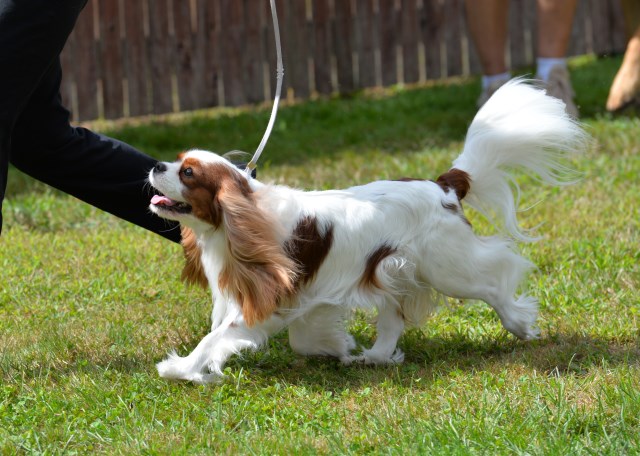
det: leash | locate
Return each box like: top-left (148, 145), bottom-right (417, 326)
top-left (245, 0), bottom-right (284, 175)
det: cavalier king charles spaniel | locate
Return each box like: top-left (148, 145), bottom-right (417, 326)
top-left (148, 80), bottom-right (586, 384)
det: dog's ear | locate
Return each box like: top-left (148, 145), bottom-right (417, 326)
top-left (180, 226), bottom-right (208, 289)
top-left (217, 178), bottom-right (298, 326)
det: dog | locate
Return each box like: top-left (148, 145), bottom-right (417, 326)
top-left (148, 80), bottom-right (586, 384)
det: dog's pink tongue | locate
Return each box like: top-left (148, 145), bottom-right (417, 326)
top-left (151, 195), bottom-right (175, 206)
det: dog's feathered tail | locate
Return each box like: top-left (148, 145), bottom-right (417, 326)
top-left (449, 78), bottom-right (588, 241)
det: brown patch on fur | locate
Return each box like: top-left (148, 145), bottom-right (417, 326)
top-left (213, 172), bottom-right (298, 327)
top-left (180, 226), bottom-right (208, 289)
top-left (284, 216), bottom-right (334, 289)
top-left (360, 244), bottom-right (397, 289)
top-left (435, 168), bottom-right (471, 200)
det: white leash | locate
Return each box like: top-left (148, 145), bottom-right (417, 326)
top-left (245, 0), bottom-right (284, 175)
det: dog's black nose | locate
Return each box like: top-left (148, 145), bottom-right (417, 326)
top-left (154, 162), bottom-right (168, 173)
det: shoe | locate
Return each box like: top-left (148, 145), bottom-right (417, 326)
top-left (477, 79), bottom-right (509, 108)
top-left (544, 65), bottom-right (579, 118)
top-left (606, 38), bottom-right (640, 113)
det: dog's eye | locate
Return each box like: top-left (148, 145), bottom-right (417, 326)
top-left (182, 167), bottom-right (193, 177)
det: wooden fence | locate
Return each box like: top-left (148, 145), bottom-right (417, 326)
top-left (60, 0), bottom-right (626, 121)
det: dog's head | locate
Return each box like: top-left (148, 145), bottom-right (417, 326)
top-left (149, 150), bottom-right (252, 230)
top-left (148, 150), bottom-right (297, 326)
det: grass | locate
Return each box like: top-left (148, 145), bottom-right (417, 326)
top-left (1, 54), bottom-right (639, 454)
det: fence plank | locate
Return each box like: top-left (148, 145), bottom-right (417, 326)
top-left (569, 1), bottom-right (589, 57)
top-left (286, 0), bottom-right (311, 99)
top-left (242, 0), bottom-right (267, 103)
top-left (123, 1), bottom-right (149, 117)
top-left (508, 0), bottom-right (528, 70)
top-left (219, 0), bottom-right (246, 106)
top-left (147, 0), bottom-right (174, 114)
top-left (421, 0), bottom-right (444, 80)
top-left (72, 1), bottom-right (99, 120)
top-left (355, 0), bottom-right (377, 88)
top-left (195, 0), bottom-right (219, 108)
top-left (379, 0), bottom-right (398, 86)
top-left (589, 0), bottom-right (613, 56)
top-left (173, 0), bottom-right (197, 112)
top-left (609, 0), bottom-right (627, 52)
top-left (401, 0), bottom-right (420, 84)
top-left (98, 0), bottom-right (125, 118)
top-left (442, 0), bottom-right (463, 78)
top-left (463, 20), bottom-right (481, 76)
top-left (313, 0), bottom-right (333, 95)
top-left (334, 0), bottom-right (355, 92)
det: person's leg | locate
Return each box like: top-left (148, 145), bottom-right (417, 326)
top-left (465, 0), bottom-right (510, 75)
top-left (464, 0), bottom-right (511, 106)
top-left (536, 0), bottom-right (578, 59)
top-left (0, 0), bottom-right (180, 241)
top-left (9, 59), bottom-right (181, 242)
top-left (536, 0), bottom-right (578, 78)
top-left (607, 26), bottom-right (640, 112)
top-left (606, 0), bottom-right (640, 112)
top-left (535, 0), bottom-right (579, 117)
top-left (0, 0), bottom-right (87, 235)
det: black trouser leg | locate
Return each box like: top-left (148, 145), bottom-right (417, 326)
top-left (0, 0), bottom-right (180, 242)
top-left (0, 0), bottom-right (87, 234)
top-left (10, 60), bottom-right (181, 242)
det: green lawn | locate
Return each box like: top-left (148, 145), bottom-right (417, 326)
top-left (1, 54), bottom-right (639, 454)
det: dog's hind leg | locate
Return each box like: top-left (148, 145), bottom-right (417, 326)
top-left (470, 248), bottom-right (540, 341)
top-left (346, 302), bottom-right (405, 365)
top-left (422, 232), bottom-right (540, 340)
top-left (486, 293), bottom-right (540, 340)
top-left (288, 305), bottom-right (357, 363)
top-left (157, 315), bottom-right (286, 384)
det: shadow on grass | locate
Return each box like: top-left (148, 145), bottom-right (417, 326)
top-left (6, 330), bottom-right (637, 391)
top-left (235, 332), bottom-right (640, 391)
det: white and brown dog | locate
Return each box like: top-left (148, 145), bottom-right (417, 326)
top-left (148, 80), bottom-right (586, 384)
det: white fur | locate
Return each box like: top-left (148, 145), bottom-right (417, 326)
top-left (454, 78), bottom-right (586, 240)
top-left (149, 80), bottom-right (586, 383)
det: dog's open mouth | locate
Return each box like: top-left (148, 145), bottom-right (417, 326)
top-left (151, 194), bottom-right (192, 214)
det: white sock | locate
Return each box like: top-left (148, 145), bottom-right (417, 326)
top-left (482, 72), bottom-right (511, 90)
top-left (536, 58), bottom-right (566, 82)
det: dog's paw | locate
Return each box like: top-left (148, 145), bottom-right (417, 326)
top-left (341, 348), bottom-right (405, 366)
top-left (340, 354), bottom-right (362, 366)
top-left (362, 348), bottom-right (404, 365)
top-left (156, 352), bottom-right (221, 384)
top-left (513, 323), bottom-right (540, 341)
top-left (344, 333), bottom-right (357, 352)
top-left (501, 295), bottom-right (541, 341)
top-left (156, 351), bottom-right (184, 379)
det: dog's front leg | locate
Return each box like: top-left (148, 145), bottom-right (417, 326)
top-left (157, 315), bottom-right (287, 384)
